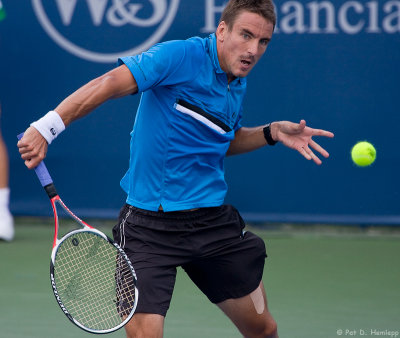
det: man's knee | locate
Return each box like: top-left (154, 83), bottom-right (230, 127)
top-left (248, 317), bottom-right (278, 338)
top-left (264, 319), bottom-right (278, 338)
top-left (124, 313), bottom-right (164, 338)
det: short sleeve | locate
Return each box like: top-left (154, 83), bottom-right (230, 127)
top-left (118, 39), bottom-right (204, 93)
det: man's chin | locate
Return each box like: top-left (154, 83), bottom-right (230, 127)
top-left (236, 65), bottom-right (254, 77)
top-left (235, 69), bottom-right (251, 78)
top-left (228, 67), bottom-right (252, 81)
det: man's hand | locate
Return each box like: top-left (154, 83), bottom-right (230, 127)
top-left (271, 120), bottom-right (334, 165)
top-left (17, 126), bottom-right (48, 169)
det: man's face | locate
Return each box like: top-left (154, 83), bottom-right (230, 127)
top-left (216, 11), bottom-right (274, 82)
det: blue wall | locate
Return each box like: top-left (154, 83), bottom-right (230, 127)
top-left (1, 0), bottom-right (399, 224)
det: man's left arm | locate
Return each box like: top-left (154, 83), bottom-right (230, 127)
top-left (227, 120), bottom-right (334, 165)
top-left (226, 126), bottom-right (266, 156)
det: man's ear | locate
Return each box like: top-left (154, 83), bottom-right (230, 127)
top-left (216, 21), bottom-right (227, 42)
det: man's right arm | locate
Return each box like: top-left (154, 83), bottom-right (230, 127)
top-left (18, 65), bottom-right (137, 169)
top-left (56, 64), bottom-right (138, 126)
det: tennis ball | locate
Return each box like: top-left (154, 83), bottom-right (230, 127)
top-left (351, 141), bottom-right (376, 167)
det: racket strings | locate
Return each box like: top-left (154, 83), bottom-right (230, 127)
top-left (53, 231), bottom-right (137, 331)
top-left (55, 236), bottom-right (135, 328)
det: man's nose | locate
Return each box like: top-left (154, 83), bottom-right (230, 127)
top-left (247, 40), bottom-right (258, 55)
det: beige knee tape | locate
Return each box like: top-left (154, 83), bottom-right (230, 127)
top-left (250, 286), bottom-right (265, 314)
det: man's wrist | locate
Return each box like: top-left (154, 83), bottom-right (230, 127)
top-left (30, 111), bottom-right (65, 145)
top-left (263, 122), bottom-right (278, 146)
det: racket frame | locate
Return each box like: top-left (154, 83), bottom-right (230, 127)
top-left (49, 189), bottom-right (138, 334)
top-left (18, 132), bottom-right (138, 334)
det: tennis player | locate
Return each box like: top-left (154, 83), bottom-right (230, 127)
top-left (18, 0), bottom-right (334, 337)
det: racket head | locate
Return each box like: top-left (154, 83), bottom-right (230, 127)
top-left (50, 228), bottom-right (138, 334)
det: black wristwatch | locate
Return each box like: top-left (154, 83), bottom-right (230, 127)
top-left (263, 123), bottom-right (278, 146)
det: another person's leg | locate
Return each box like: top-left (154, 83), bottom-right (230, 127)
top-left (0, 128), bottom-right (14, 241)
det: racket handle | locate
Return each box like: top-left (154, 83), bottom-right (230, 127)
top-left (33, 162), bottom-right (54, 187)
top-left (17, 133), bottom-right (54, 187)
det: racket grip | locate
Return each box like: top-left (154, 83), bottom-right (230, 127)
top-left (33, 161), bottom-right (54, 187)
top-left (17, 133), bottom-right (54, 187)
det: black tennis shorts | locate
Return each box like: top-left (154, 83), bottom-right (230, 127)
top-left (112, 204), bottom-right (267, 317)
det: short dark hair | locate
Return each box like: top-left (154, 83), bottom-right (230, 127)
top-left (220, 0), bottom-right (276, 30)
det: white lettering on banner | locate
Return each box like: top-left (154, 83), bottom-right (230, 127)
top-left (107, 0), bottom-right (167, 27)
top-left (32, 0), bottom-right (399, 64)
top-left (307, 1), bottom-right (338, 33)
top-left (274, 0), bottom-right (400, 34)
top-left (202, 0), bottom-right (228, 32)
top-left (338, 1), bottom-right (365, 34)
top-left (383, 1), bottom-right (400, 33)
top-left (55, 0), bottom-right (165, 27)
top-left (279, 1), bottom-right (307, 33)
top-left (366, 1), bottom-right (380, 32)
top-left (55, 0), bottom-right (109, 26)
top-left (55, 0), bottom-right (78, 25)
top-left (203, 0), bottom-right (400, 34)
top-left (87, 0), bottom-right (108, 26)
top-left (32, 0), bottom-right (180, 63)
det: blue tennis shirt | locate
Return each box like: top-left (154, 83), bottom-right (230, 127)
top-left (118, 33), bottom-right (247, 212)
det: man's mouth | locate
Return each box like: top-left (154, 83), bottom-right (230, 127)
top-left (239, 58), bottom-right (254, 72)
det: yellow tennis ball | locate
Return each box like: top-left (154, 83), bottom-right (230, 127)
top-left (351, 141), bottom-right (376, 167)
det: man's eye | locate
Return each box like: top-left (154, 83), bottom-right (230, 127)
top-left (243, 34), bottom-right (250, 39)
top-left (260, 40), bottom-right (269, 46)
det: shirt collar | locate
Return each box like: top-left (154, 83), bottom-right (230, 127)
top-left (207, 33), bottom-right (225, 74)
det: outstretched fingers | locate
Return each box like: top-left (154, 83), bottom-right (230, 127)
top-left (310, 128), bottom-right (334, 138)
top-left (306, 125), bottom-right (334, 164)
top-left (299, 145), bottom-right (322, 165)
top-left (309, 139), bottom-right (330, 158)
top-left (278, 120), bottom-right (334, 165)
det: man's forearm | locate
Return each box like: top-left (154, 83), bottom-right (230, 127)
top-left (55, 65), bottom-right (138, 126)
top-left (227, 125), bottom-right (268, 156)
top-left (54, 77), bottom-right (111, 126)
top-left (227, 123), bottom-right (279, 156)
top-left (17, 65), bottom-right (138, 169)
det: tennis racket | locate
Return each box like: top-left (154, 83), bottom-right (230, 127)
top-left (18, 134), bottom-right (138, 334)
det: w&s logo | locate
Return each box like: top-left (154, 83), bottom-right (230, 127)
top-left (32, 0), bottom-right (180, 63)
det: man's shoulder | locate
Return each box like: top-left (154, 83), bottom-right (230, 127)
top-left (156, 36), bottom-right (206, 53)
top-left (166, 37), bottom-right (208, 70)
top-left (149, 37), bottom-right (206, 67)
top-left (185, 36), bottom-right (208, 51)
top-left (183, 36), bottom-right (209, 67)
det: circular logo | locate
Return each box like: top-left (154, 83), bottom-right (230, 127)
top-left (32, 0), bottom-right (180, 63)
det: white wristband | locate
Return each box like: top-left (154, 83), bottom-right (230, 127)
top-left (30, 111), bottom-right (65, 145)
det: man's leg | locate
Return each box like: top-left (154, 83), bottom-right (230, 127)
top-left (181, 206), bottom-right (274, 337)
top-left (113, 205), bottom-right (188, 338)
top-left (217, 282), bottom-right (278, 338)
top-left (124, 313), bottom-right (164, 338)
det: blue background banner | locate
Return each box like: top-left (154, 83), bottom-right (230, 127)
top-left (1, 0), bottom-right (399, 224)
